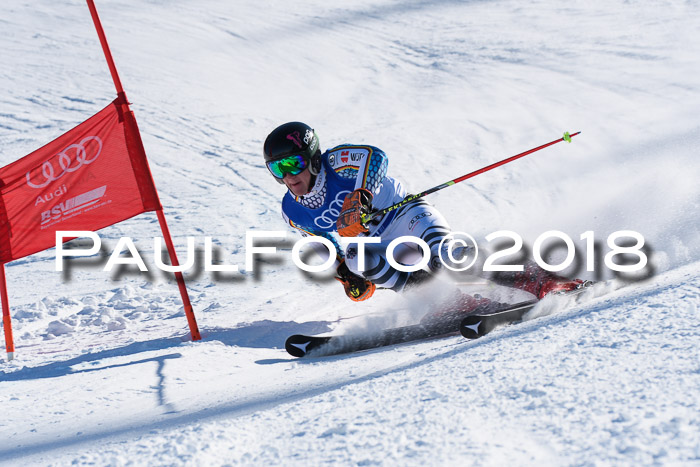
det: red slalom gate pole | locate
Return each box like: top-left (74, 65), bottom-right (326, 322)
top-left (363, 131), bottom-right (581, 224)
top-left (86, 0), bottom-right (124, 97)
top-left (1, 264), bottom-right (15, 360)
top-left (155, 210), bottom-right (201, 340)
top-left (87, 0), bottom-right (201, 341)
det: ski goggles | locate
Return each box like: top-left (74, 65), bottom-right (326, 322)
top-left (266, 154), bottom-right (308, 179)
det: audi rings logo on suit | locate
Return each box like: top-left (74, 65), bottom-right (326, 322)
top-left (314, 190), bottom-right (351, 229)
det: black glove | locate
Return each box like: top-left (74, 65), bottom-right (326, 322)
top-left (335, 260), bottom-right (375, 301)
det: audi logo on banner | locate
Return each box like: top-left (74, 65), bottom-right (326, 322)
top-left (25, 136), bottom-right (103, 189)
top-left (314, 190), bottom-right (351, 229)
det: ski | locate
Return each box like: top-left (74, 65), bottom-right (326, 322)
top-left (460, 281), bottom-right (596, 339)
top-left (459, 301), bottom-right (537, 339)
top-left (285, 318), bottom-right (463, 358)
top-left (286, 281), bottom-right (596, 357)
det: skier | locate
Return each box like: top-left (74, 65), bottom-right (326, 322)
top-left (263, 121), bottom-right (583, 320)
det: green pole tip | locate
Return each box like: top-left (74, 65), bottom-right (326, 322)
top-left (563, 132), bottom-right (572, 143)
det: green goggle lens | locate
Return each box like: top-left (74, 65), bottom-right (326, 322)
top-left (267, 154), bottom-right (308, 179)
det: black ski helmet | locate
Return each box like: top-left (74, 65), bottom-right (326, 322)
top-left (263, 122), bottom-right (321, 183)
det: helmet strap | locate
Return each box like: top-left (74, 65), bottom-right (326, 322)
top-left (309, 150), bottom-right (322, 175)
top-left (307, 173), bottom-right (317, 192)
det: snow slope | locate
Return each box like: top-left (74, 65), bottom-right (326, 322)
top-left (1, 0), bottom-right (699, 465)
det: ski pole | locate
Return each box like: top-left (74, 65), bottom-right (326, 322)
top-left (362, 131), bottom-right (580, 224)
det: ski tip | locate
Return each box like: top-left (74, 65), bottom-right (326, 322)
top-left (6, 352), bottom-right (14, 361)
top-left (460, 317), bottom-right (483, 339)
top-left (285, 335), bottom-right (313, 358)
top-left (285, 334), bottom-right (332, 358)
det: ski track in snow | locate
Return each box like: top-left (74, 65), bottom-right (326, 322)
top-left (3, 265), bottom-right (699, 465)
top-left (1, 0), bottom-right (699, 465)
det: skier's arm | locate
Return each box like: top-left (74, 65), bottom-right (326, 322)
top-left (334, 147), bottom-right (389, 237)
top-left (282, 211), bottom-right (375, 301)
top-left (354, 147), bottom-right (388, 195)
top-left (331, 145), bottom-right (389, 196)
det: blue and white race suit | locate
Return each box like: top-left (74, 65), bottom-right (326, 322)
top-left (281, 144), bottom-right (453, 291)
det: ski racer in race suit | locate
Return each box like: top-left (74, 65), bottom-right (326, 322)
top-left (263, 122), bottom-right (583, 316)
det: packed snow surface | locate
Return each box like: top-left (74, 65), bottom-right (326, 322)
top-left (1, 0), bottom-right (699, 465)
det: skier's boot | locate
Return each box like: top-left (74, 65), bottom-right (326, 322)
top-left (536, 277), bottom-right (585, 298)
top-left (493, 262), bottom-right (586, 299)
